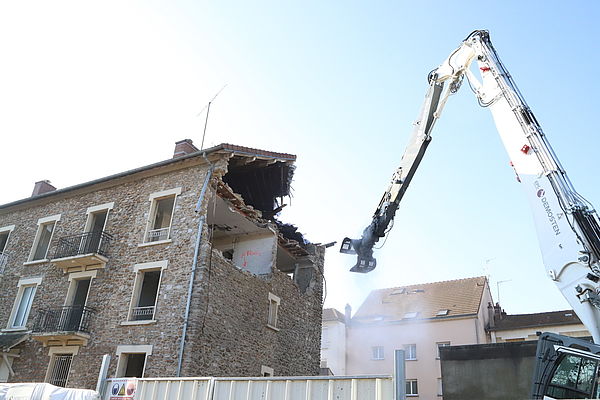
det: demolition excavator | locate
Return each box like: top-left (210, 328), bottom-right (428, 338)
top-left (340, 30), bottom-right (600, 398)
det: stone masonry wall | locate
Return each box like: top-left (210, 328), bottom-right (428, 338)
top-left (0, 154), bottom-right (323, 389)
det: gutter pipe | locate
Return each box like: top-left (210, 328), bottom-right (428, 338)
top-left (177, 157), bottom-right (214, 377)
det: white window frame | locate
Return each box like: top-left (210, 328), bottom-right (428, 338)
top-left (140, 188), bottom-right (181, 246)
top-left (84, 202), bottom-right (114, 233)
top-left (436, 341), bottom-right (451, 359)
top-left (406, 379), bottom-right (418, 396)
top-left (404, 344), bottom-right (417, 361)
top-left (403, 311), bottom-right (418, 319)
top-left (437, 377), bottom-right (443, 396)
top-left (267, 292), bottom-right (280, 331)
top-left (115, 345), bottom-right (153, 378)
top-left (122, 261), bottom-right (168, 325)
top-left (0, 225), bottom-right (15, 253)
top-left (44, 346), bottom-right (78, 387)
top-left (64, 270), bottom-right (97, 307)
top-left (260, 365), bottom-right (274, 377)
top-left (5, 277), bottom-right (43, 331)
top-left (371, 346), bottom-right (384, 360)
top-left (26, 214), bottom-right (61, 264)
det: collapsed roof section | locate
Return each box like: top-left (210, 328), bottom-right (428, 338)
top-left (207, 144), bottom-right (312, 277)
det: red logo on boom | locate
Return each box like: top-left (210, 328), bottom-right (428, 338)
top-left (537, 189), bottom-right (545, 198)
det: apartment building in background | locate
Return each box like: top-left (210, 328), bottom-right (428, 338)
top-left (320, 307), bottom-right (347, 376)
top-left (342, 277), bottom-right (493, 400)
top-left (0, 140), bottom-right (324, 388)
top-left (487, 305), bottom-right (590, 342)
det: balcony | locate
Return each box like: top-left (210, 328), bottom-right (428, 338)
top-left (51, 231), bottom-right (113, 272)
top-left (31, 305), bottom-right (96, 347)
top-left (0, 251), bottom-right (9, 274)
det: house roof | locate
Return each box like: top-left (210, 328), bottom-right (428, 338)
top-left (0, 143), bottom-right (296, 211)
top-left (323, 308), bottom-right (346, 323)
top-left (352, 276), bottom-right (488, 324)
top-left (490, 310), bottom-right (583, 331)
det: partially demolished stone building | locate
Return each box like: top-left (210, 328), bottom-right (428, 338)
top-left (0, 140), bottom-right (324, 389)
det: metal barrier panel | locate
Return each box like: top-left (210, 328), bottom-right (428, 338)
top-left (105, 376), bottom-right (393, 400)
top-left (211, 376), bottom-right (393, 400)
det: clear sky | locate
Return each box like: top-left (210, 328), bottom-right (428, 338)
top-left (1, 1), bottom-right (599, 316)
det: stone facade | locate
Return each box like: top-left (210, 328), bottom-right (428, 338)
top-left (0, 143), bottom-right (323, 389)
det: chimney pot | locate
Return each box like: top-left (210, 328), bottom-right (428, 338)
top-left (32, 180), bottom-right (56, 197)
top-left (173, 139), bottom-right (199, 158)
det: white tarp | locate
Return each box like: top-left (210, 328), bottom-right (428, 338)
top-left (0, 383), bottom-right (99, 400)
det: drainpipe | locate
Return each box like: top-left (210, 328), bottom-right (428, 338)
top-left (177, 159), bottom-right (214, 377)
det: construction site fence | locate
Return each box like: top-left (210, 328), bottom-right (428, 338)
top-left (103, 375), bottom-right (395, 400)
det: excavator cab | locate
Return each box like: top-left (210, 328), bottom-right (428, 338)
top-left (531, 332), bottom-right (600, 399)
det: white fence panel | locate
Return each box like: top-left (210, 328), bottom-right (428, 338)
top-left (112, 376), bottom-right (393, 400)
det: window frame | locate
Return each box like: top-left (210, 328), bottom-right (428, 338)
top-left (267, 292), bottom-right (280, 331)
top-left (371, 346), bottom-right (385, 360)
top-left (0, 225), bottom-right (15, 254)
top-left (406, 379), bottom-right (418, 396)
top-left (260, 365), bottom-right (274, 377)
top-left (140, 188), bottom-right (181, 246)
top-left (404, 344), bottom-right (417, 361)
top-left (84, 202), bottom-right (114, 233)
top-left (26, 214), bottom-right (61, 264)
top-left (122, 261), bottom-right (168, 325)
top-left (5, 276), bottom-right (43, 331)
top-left (436, 341), bottom-right (451, 359)
top-left (44, 346), bottom-right (78, 387)
top-left (115, 345), bottom-right (153, 378)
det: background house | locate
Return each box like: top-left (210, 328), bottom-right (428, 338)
top-left (0, 140), bottom-right (324, 388)
top-left (320, 307), bottom-right (347, 376)
top-left (487, 305), bottom-right (590, 342)
top-left (338, 276), bottom-right (493, 400)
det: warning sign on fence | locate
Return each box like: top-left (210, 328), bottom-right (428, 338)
top-left (109, 379), bottom-right (137, 400)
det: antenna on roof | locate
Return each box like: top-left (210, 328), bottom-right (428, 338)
top-left (196, 84), bottom-right (228, 150)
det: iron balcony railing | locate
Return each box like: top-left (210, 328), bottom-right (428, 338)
top-left (33, 305), bottom-right (96, 334)
top-left (53, 231), bottom-right (113, 260)
top-left (0, 252), bottom-right (9, 274)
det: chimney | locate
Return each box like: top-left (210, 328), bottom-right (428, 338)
top-left (344, 303), bottom-right (352, 326)
top-left (31, 180), bottom-right (56, 197)
top-left (487, 302), bottom-right (495, 328)
top-left (173, 139), bottom-right (199, 158)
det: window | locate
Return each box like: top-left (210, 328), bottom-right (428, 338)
top-left (7, 277), bottom-right (42, 329)
top-left (143, 188), bottom-right (181, 244)
top-left (437, 378), bottom-right (443, 396)
top-left (404, 344), bottom-right (417, 360)
top-left (45, 346), bottom-right (78, 388)
top-left (116, 345), bottom-right (152, 378)
top-left (406, 379), bottom-right (418, 396)
top-left (546, 354), bottom-right (598, 399)
top-left (126, 261), bottom-right (167, 323)
top-left (0, 225), bottom-right (15, 273)
top-left (436, 309), bottom-right (449, 316)
top-left (436, 341), bottom-right (451, 358)
top-left (372, 346), bottom-right (384, 360)
top-left (48, 354), bottom-right (73, 387)
top-left (260, 366), bottom-right (274, 377)
top-left (0, 225), bottom-right (14, 254)
top-left (28, 214), bottom-right (60, 262)
top-left (267, 292), bottom-right (280, 330)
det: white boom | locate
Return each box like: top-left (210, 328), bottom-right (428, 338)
top-left (340, 30), bottom-right (600, 342)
